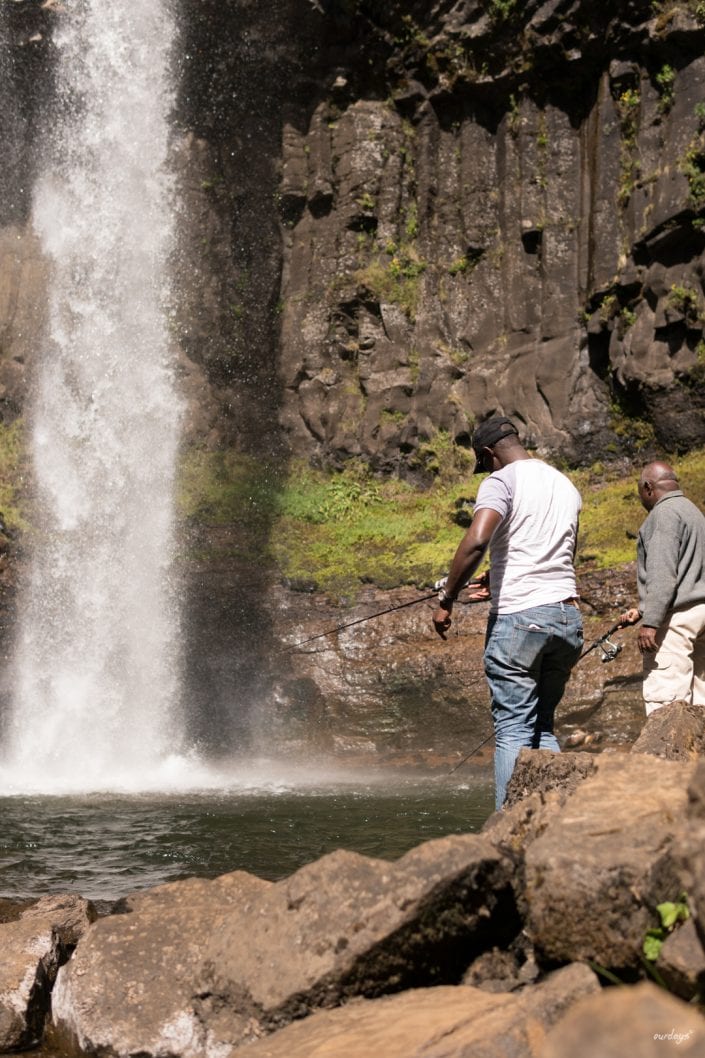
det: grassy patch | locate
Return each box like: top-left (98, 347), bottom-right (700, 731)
top-left (355, 244), bottom-right (426, 320)
top-left (176, 443), bottom-right (705, 598)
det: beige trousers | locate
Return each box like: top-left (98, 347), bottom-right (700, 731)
top-left (643, 602), bottom-right (705, 715)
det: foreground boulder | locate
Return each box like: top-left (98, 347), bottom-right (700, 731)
top-left (233, 963), bottom-right (599, 1058)
top-left (524, 754), bottom-right (695, 970)
top-left (0, 894), bottom-right (94, 1052)
top-left (52, 835), bottom-right (515, 1057)
top-left (543, 980), bottom-right (705, 1057)
top-left (51, 872), bottom-right (271, 1058)
top-left (198, 835), bottom-right (516, 1052)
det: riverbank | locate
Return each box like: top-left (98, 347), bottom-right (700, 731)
top-left (2, 703), bottom-right (705, 1057)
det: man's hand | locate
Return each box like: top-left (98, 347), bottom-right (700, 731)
top-left (432, 607), bottom-right (452, 640)
top-left (619, 607), bottom-right (641, 626)
top-left (637, 625), bottom-right (658, 653)
top-left (465, 583), bottom-right (491, 602)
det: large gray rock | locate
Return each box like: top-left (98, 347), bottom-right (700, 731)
top-left (543, 980), bottom-right (705, 1058)
top-left (51, 872), bottom-right (271, 1058)
top-left (199, 835), bottom-right (517, 1053)
top-left (0, 893), bottom-right (94, 1052)
top-left (524, 754), bottom-right (695, 969)
top-left (232, 963), bottom-right (600, 1058)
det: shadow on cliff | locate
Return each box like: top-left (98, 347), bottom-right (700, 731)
top-left (172, 0), bottom-right (388, 756)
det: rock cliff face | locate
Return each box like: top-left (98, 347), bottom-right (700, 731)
top-left (275, 0), bottom-right (705, 473)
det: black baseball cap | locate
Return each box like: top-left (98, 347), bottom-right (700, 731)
top-left (472, 416), bottom-right (519, 472)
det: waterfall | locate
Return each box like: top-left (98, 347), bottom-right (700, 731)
top-left (0, 0), bottom-right (188, 793)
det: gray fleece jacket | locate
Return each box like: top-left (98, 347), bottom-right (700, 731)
top-left (637, 490), bottom-right (705, 627)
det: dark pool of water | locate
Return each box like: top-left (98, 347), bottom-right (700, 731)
top-left (0, 771), bottom-right (495, 902)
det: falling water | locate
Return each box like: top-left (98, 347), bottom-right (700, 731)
top-left (0, 0), bottom-right (189, 793)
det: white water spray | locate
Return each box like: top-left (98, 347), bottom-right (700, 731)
top-left (0, 0), bottom-right (189, 794)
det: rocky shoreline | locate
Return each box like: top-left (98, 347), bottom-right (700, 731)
top-left (2, 702), bottom-right (705, 1057)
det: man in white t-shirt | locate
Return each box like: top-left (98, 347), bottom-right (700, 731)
top-left (432, 416), bottom-right (583, 808)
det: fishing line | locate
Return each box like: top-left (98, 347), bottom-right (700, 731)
top-left (283, 582), bottom-right (487, 653)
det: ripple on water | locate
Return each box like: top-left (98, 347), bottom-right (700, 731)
top-left (0, 769), bottom-right (494, 901)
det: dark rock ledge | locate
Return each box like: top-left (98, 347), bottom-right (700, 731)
top-left (3, 706), bottom-right (705, 1057)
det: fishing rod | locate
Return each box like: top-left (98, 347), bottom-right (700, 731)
top-left (578, 614), bottom-right (641, 663)
top-left (447, 612), bottom-right (642, 774)
top-left (283, 578), bottom-right (488, 653)
top-left (448, 727), bottom-right (494, 775)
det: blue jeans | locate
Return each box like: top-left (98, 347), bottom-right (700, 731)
top-left (484, 602), bottom-right (583, 809)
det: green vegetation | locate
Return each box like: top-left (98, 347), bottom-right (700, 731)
top-left (176, 441), bottom-right (705, 597)
top-left (356, 192), bottom-right (376, 212)
top-left (617, 88), bottom-right (641, 206)
top-left (643, 897), bottom-right (689, 962)
top-left (680, 135), bottom-right (705, 209)
top-left (488, 0), bottom-right (518, 22)
top-left (7, 427), bottom-right (705, 598)
top-left (355, 244), bottom-right (427, 319)
top-left (608, 401), bottom-right (657, 455)
top-left (667, 283), bottom-right (702, 324)
top-left (655, 63), bottom-right (676, 111)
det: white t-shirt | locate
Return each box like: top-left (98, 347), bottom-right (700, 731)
top-left (474, 459), bottom-right (581, 615)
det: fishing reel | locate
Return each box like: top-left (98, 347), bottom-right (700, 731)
top-left (598, 636), bottom-right (623, 663)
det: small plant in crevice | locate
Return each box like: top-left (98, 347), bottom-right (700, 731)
top-left (488, 0), bottom-right (519, 22)
top-left (355, 244), bottom-right (427, 319)
top-left (414, 429), bottom-right (474, 479)
top-left (655, 63), bottom-right (676, 112)
top-left (667, 283), bottom-right (701, 322)
top-left (680, 135), bottom-right (705, 210)
top-left (356, 192), bottom-right (376, 213)
top-left (609, 398), bottom-right (656, 452)
top-left (507, 93), bottom-right (521, 137)
top-left (643, 896), bottom-right (690, 963)
top-left (617, 88), bottom-right (641, 205)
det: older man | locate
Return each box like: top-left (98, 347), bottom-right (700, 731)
top-left (433, 416), bottom-right (583, 808)
top-left (621, 461), bottom-right (705, 714)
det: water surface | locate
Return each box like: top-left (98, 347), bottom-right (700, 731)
top-left (0, 770), bottom-right (494, 902)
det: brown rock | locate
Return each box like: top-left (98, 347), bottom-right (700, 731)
top-left (524, 755), bottom-right (695, 969)
top-left (631, 701), bottom-right (705, 760)
top-left (199, 835), bottom-right (517, 1052)
top-left (656, 918), bottom-right (705, 1001)
top-left (503, 748), bottom-right (598, 809)
top-left (234, 963), bottom-right (599, 1058)
top-left (20, 892), bottom-right (96, 947)
top-left (0, 918), bottom-right (61, 1052)
top-left (51, 872), bottom-right (271, 1058)
top-left (678, 761), bottom-right (705, 956)
top-left (543, 980), bottom-right (705, 1058)
top-left (0, 893), bottom-right (94, 1052)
